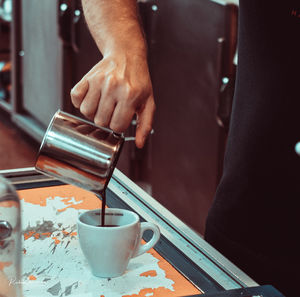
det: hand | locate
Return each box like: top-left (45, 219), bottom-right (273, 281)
top-left (70, 53), bottom-right (155, 148)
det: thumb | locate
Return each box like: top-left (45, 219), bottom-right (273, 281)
top-left (135, 96), bottom-right (155, 149)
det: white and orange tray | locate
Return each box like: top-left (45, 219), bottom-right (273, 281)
top-left (0, 168), bottom-right (257, 297)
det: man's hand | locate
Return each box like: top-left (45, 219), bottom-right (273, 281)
top-left (71, 52), bottom-right (155, 149)
top-left (71, 0), bottom-right (155, 148)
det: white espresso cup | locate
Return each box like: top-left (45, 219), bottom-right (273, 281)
top-left (77, 208), bottom-right (160, 278)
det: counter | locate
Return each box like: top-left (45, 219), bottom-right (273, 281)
top-left (1, 167), bottom-right (261, 296)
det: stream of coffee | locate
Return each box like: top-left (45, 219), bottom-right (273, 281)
top-left (96, 191), bottom-right (120, 227)
top-left (98, 190), bottom-right (106, 226)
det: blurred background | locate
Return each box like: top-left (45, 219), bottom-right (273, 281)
top-left (0, 0), bottom-right (238, 235)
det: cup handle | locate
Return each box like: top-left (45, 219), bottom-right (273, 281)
top-left (132, 222), bottom-right (160, 258)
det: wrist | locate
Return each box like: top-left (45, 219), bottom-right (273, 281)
top-left (100, 23), bottom-right (148, 58)
top-left (103, 40), bottom-right (147, 58)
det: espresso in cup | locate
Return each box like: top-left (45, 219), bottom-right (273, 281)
top-left (77, 208), bottom-right (160, 278)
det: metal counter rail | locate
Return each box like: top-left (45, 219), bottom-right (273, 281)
top-left (0, 167), bottom-right (258, 295)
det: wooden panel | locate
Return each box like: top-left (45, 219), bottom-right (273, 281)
top-left (145, 0), bottom-right (237, 234)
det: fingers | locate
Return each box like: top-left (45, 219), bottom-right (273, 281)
top-left (93, 75), bottom-right (118, 127)
top-left (70, 78), bottom-right (89, 108)
top-left (109, 101), bottom-right (136, 133)
top-left (71, 80), bottom-right (155, 147)
top-left (79, 74), bottom-right (106, 120)
top-left (79, 85), bottom-right (101, 120)
top-left (135, 96), bottom-right (156, 148)
top-left (94, 97), bottom-right (116, 128)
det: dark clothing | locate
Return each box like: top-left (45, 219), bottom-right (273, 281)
top-left (205, 1), bottom-right (300, 296)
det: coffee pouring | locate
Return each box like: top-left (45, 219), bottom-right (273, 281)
top-left (35, 110), bottom-right (126, 226)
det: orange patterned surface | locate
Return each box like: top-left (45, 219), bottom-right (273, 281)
top-left (17, 185), bottom-right (202, 297)
top-left (18, 184), bottom-right (100, 209)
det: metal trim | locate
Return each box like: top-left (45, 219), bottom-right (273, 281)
top-left (110, 169), bottom-right (258, 289)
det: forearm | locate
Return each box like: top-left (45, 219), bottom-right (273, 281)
top-left (81, 0), bottom-right (146, 57)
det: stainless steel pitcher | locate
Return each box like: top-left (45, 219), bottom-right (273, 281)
top-left (0, 175), bottom-right (21, 297)
top-left (35, 110), bottom-right (125, 193)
